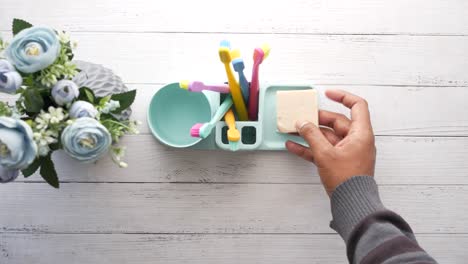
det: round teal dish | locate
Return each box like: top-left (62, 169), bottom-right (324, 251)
top-left (147, 83), bottom-right (215, 148)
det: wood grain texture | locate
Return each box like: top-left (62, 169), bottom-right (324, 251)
top-left (1, 234), bottom-right (466, 264)
top-left (1, 0), bottom-right (467, 35)
top-left (0, 183), bottom-right (467, 234)
top-left (59, 33), bottom-right (468, 86)
top-left (15, 135), bottom-right (468, 185)
top-left (1, 1), bottom-right (467, 262)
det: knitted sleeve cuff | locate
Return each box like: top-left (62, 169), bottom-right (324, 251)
top-left (329, 176), bottom-right (385, 242)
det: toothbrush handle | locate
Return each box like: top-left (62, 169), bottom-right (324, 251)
top-left (249, 62), bottom-right (260, 121)
top-left (203, 84), bottom-right (230, 93)
top-left (224, 108), bottom-right (236, 130)
top-left (209, 95), bottom-right (233, 126)
top-left (224, 63), bottom-right (248, 121)
top-left (237, 71), bottom-right (250, 103)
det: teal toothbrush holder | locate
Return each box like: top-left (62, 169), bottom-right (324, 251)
top-left (148, 83), bottom-right (314, 151)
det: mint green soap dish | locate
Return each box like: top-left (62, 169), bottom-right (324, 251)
top-left (148, 83), bottom-right (314, 151)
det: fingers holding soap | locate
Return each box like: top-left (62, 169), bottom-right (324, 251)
top-left (285, 90), bottom-right (376, 197)
top-left (296, 121), bottom-right (332, 154)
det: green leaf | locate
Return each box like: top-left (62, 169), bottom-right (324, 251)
top-left (78, 87), bottom-right (95, 103)
top-left (0, 101), bottom-right (12, 116)
top-left (12, 18), bottom-right (33, 36)
top-left (99, 113), bottom-right (118, 121)
top-left (40, 155), bottom-right (59, 188)
top-left (110, 90), bottom-right (136, 113)
top-left (49, 142), bottom-right (61, 151)
top-left (65, 42), bottom-right (74, 60)
top-left (98, 95), bottom-right (112, 107)
top-left (21, 158), bottom-right (42, 177)
top-left (23, 88), bottom-right (44, 113)
top-left (23, 75), bottom-right (35, 87)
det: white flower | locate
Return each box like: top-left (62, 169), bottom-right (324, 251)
top-left (101, 100), bottom-right (120, 114)
top-left (35, 114), bottom-right (49, 130)
top-left (129, 120), bottom-right (140, 134)
top-left (33, 130), bottom-right (58, 145)
top-left (34, 107), bottom-right (67, 130)
top-left (110, 146), bottom-right (128, 168)
top-left (48, 107), bottom-right (66, 124)
top-left (32, 107), bottom-right (66, 156)
top-left (33, 130), bottom-right (58, 157)
top-left (57, 31), bottom-right (71, 44)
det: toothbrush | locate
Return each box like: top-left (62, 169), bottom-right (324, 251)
top-left (191, 95), bottom-right (233, 138)
top-left (224, 108), bottom-right (241, 151)
top-left (218, 40), bottom-right (249, 121)
top-left (230, 49), bottom-right (249, 103)
top-left (179, 80), bottom-right (230, 93)
top-left (249, 44), bottom-right (271, 121)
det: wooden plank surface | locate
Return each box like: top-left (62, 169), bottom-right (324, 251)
top-left (1, 234), bottom-right (466, 264)
top-left (1, 1), bottom-right (467, 263)
top-left (65, 33), bottom-right (468, 86)
top-left (1, 0), bottom-right (467, 35)
top-left (15, 136), bottom-right (468, 185)
top-left (2, 33), bottom-right (466, 86)
top-left (1, 183), bottom-right (467, 234)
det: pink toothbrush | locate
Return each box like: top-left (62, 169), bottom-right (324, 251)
top-left (179, 80), bottom-right (230, 93)
top-left (249, 44), bottom-right (271, 121)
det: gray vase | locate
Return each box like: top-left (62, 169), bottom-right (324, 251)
top-left (72, 60), bottom-right (132, 121)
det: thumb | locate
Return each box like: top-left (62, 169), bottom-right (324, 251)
top-left (296, 121), bottom-right (332, 154)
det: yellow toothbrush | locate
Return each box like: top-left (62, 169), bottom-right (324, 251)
top-left (218, 40), bottom-right (248, 121)
top-left (224, 109), bottom-right (240, 151)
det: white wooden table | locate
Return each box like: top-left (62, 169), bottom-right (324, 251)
top-left (1, 1), bottom-right (468, 263)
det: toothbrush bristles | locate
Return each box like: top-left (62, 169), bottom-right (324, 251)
top-left (229, 141), bottom-right (240, 151)
top-left (190, 123), bottom-right (203, 138)
top-left (220, 40), bottom-right (231, 49)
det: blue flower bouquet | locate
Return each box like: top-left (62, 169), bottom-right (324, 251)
top-left (0, 19), bottom-right (139, 188)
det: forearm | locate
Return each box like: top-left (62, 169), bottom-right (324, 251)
top-left (330, 176), bottom-right (438, 264)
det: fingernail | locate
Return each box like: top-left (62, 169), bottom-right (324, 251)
top-left (296, 120), bottom-right (311, 133)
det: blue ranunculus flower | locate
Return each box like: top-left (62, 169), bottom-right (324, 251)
top-left (0, 71), bottom-right (23, 94)
top-left (0, 59), bottom-right (15, 72)
top-left (52, 80), bottom-right (79, 105)
top-left (69, 101), bottom-right (98, 119)
top-left (0, 117), bottom-right (37, 170)
top-left (5, 27), bottom-right (60, 73)
top-left (0, 167), bottom-right (19, 183)
top-left (0, 59), bottom-right (23, 94)
top-left (61, 117), bottom-right (111, 163)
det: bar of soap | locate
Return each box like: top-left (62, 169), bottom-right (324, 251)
top-left (276, 89), bottom-right (318, 133)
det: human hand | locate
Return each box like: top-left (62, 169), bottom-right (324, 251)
top-left (286, 90), bottom-right (376, 196)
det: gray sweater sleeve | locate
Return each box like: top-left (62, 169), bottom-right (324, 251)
top-left (329, 176), bottom-right (438, 264)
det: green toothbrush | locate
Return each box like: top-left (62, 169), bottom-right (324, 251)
top-left (190, 95), bottom-right (233, 139)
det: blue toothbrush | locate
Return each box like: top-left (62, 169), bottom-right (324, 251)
top-left (231, 49), bottom-right (249, 103)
